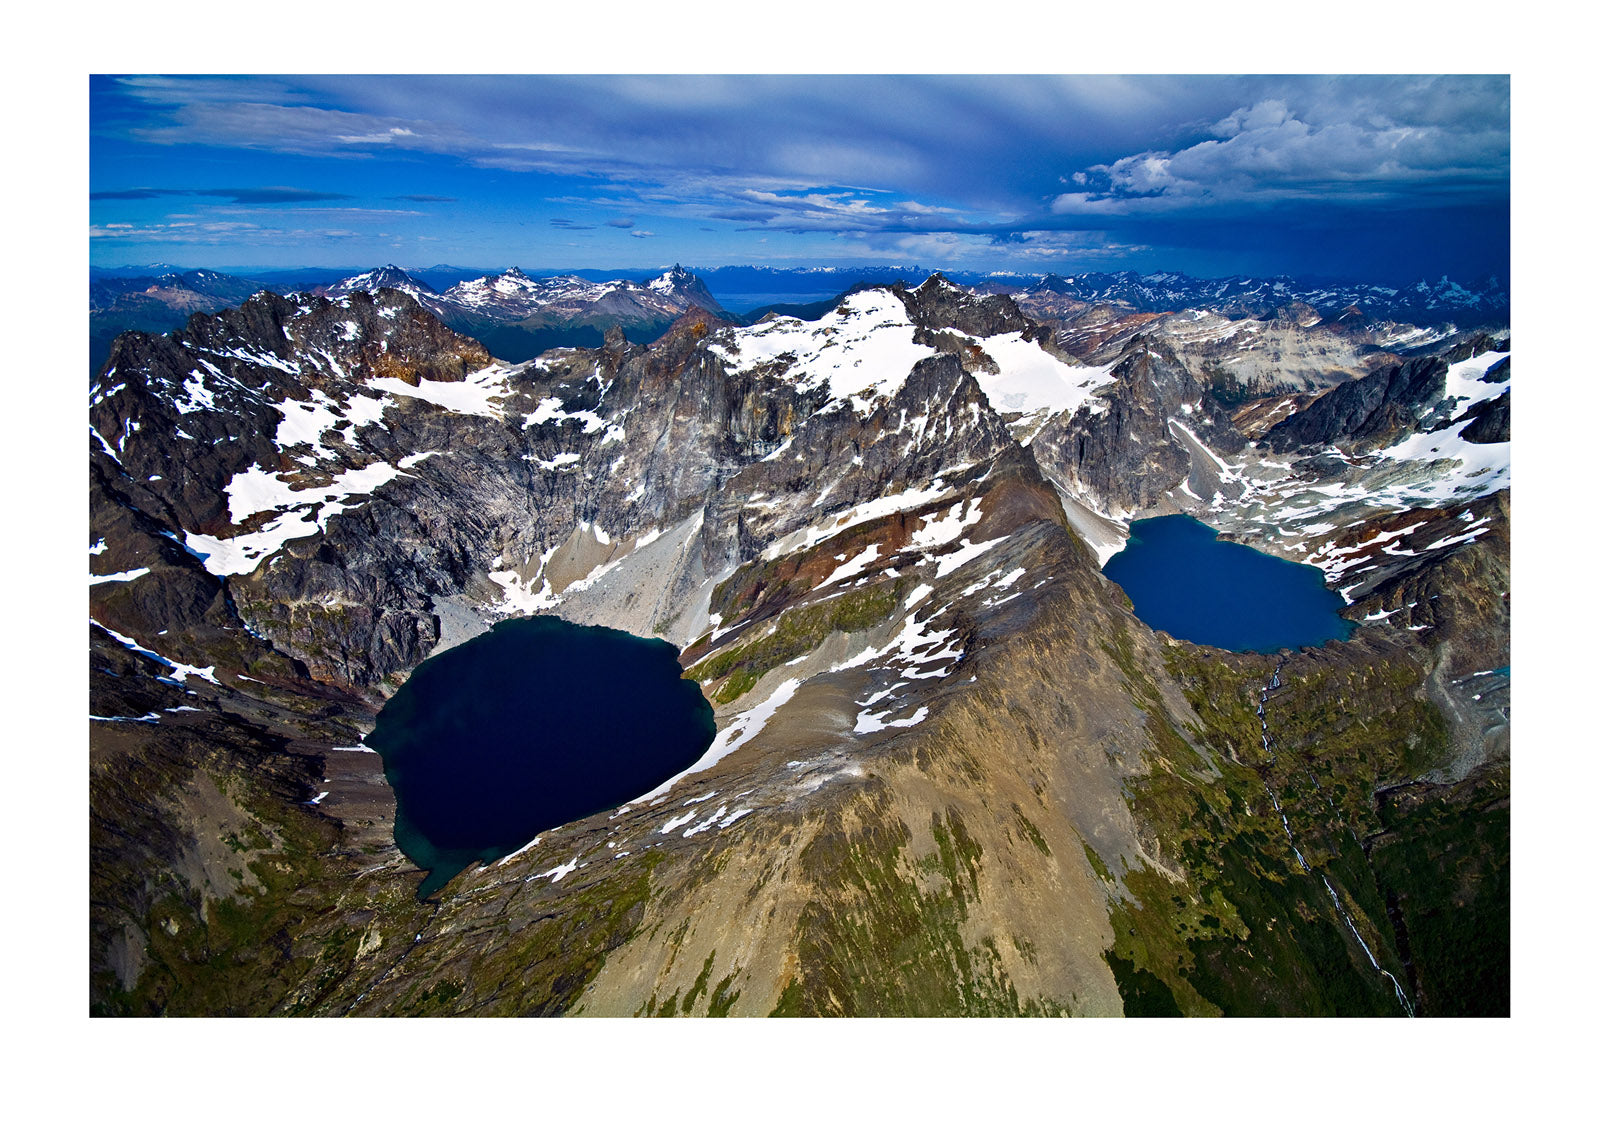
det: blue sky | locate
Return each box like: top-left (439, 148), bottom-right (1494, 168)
top-left (89, 75), bottom-right (1510, 283)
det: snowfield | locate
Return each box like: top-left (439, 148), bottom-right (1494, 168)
top-left (969, 331), bottom-right (1116, 426)
top-left (181, 459), bottom-right (420, 576)
top-left (366, 363), bottom-right (515, 420)
top-left (710, 289), bottom-right (935, 413)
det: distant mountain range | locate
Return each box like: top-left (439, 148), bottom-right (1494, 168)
top-left (88, 262), bottom-right (1509, 374)
top-left (90, 271), bottom-right (1509, 1016)
top-left (993, 270), bottom-right (1510, 326)
top-left (331, 264), bottom-right (723, 328)
top-left (325, 264), bottom-right (727, 362)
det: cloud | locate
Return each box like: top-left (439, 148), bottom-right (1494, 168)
top-left (91, 76), bottom-right (1507, 278)
top-left (629, 230), bottom-right (656, 238)
top-left (89, 186), bottom-right (354, 204)
top-left (705, 188), bottom-right (971, 237)
top-left (99, 76), bottom-right (1506, 239)
top-left (213, 187), bottom-right (358, 204)
top-left (334, 127), bottom-right (417, 144)
top-left (1052, 89), bottom-right (1509, 219)
top-left (89, 219), bottom-right (363, 245)
top-left (834, 227), bottom-right (1150, 266)
top-left (126, 94), bottom-right (479, 160)
top-left (708, 207), bottom-right (779, 222)
top-left (391, 194), bottom-right (457, 203)
top-left (213, 206), bottom-right (423, 219)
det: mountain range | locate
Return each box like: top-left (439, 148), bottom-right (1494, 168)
top-left (995, 269), bottom-right (1510, 324)
top-left (88, 270), bottom-right (1508, 1016)
top-left (88, 263), bottom-right (1512, 375)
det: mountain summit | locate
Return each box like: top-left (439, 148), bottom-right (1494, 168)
top-left (327, 264), bottom-right (438, 301)
top-left (89, 274), bottom-right (1508, 1017)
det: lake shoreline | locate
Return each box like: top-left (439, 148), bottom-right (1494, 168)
top-left (1105, 513), bottom-right (1352, 654)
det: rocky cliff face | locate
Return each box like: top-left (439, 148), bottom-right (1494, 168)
top-left (1026, 336), bottom-right (1247, 518)
top-left (88, 275), bottom-right (1511, 1016)
top-left (1262, 355), bottom-right (1453, 452)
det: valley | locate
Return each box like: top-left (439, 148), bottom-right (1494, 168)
top-left (87, 268), bottom-right (1510, 1017)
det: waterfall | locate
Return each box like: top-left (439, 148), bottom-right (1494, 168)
top-left (1255, 658), bottom-right (1416, 1018)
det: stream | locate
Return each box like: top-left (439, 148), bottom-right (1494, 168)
top-left (1254, 658), bottom-right (1416, 1017)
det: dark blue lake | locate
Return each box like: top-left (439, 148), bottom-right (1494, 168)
top-left (1103, 514), bottom-right (1353, 653)
top-left (367, 616), bottom-right (716, 898)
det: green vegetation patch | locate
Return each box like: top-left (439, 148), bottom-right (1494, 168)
top-left (1080, 642), bottom-right (1451, 1016)
top-left (772, 797), bottom-right (1063, 1016)
top-left (1011, 803), bottom-right (1051, 857)
top-left (92, 766), bottom-right (359, 1017)
top-left (1104, 950), bottom-right (1182, 1016)
top-left (706, 972), bottom-right (742, 1017)
top-left (682, 952), bottom-right (717, 1013)
top-left (1368, 764), bottom-right (1510, 1016)
top-left (462, 850), bottom-right (664, 1017)
top-left (686, 580), bottom-right (903, 704)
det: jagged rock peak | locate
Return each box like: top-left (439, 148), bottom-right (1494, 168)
top-left (661, 305), bottom-right (735, 339)
top-left (1273, 301), bottom-right (1323, 328)
top-left (899, 274), bottom-right (1031, 338)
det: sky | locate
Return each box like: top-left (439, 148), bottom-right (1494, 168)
top-left (89, 74), bottom-right (1510, 284)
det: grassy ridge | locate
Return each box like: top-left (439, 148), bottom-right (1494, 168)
top-left (686, 580), bottom-right (904, 703)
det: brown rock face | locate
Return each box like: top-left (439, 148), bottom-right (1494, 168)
top-left (89, 279), bottom-right (1508, 1017)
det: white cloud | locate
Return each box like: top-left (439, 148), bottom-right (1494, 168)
top-left (89, 219), bottom-right (363, 245)
top-left (1054, 94), bottom-right (1508, 216)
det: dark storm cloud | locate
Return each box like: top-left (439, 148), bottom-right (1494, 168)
top-left (708, 208), bottom-right (782, 222)
top-left (92, 75), bottom-right (1509, 278)
top-left (606, 217), bottom-right (636, 228)
top-left (101, 76), bottom-right (1507, 219)
top-left (1051, 88), bottom-right (1509, 218)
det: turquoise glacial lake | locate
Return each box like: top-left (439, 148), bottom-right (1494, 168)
top-left (1103, 514), bottom-right (1353, 653)
top-left (367, 616), bottom-right (716, 898)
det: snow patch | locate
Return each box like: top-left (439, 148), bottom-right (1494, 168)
top-left (854, 704), bottom-right (930, 734)
top-left (762, 480), bottom-right (959, 561)
top-left (183, 460), bottom-right (418, 576)
top-left (932, 536), bottom-right (1008, 578)
top-left (91, 618), bottom-right (220, 685)
top-left (636, 678), bottom-right (803, 803)
top-left (90, 567), bottom-right (151, 585)
top-left (821, 544), bottom-right (880, 588)
top-left (970, 331), bottom-right (1115, 422)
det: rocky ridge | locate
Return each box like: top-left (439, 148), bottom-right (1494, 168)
top-left (89, 272), bottom-right (1510, 1016)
